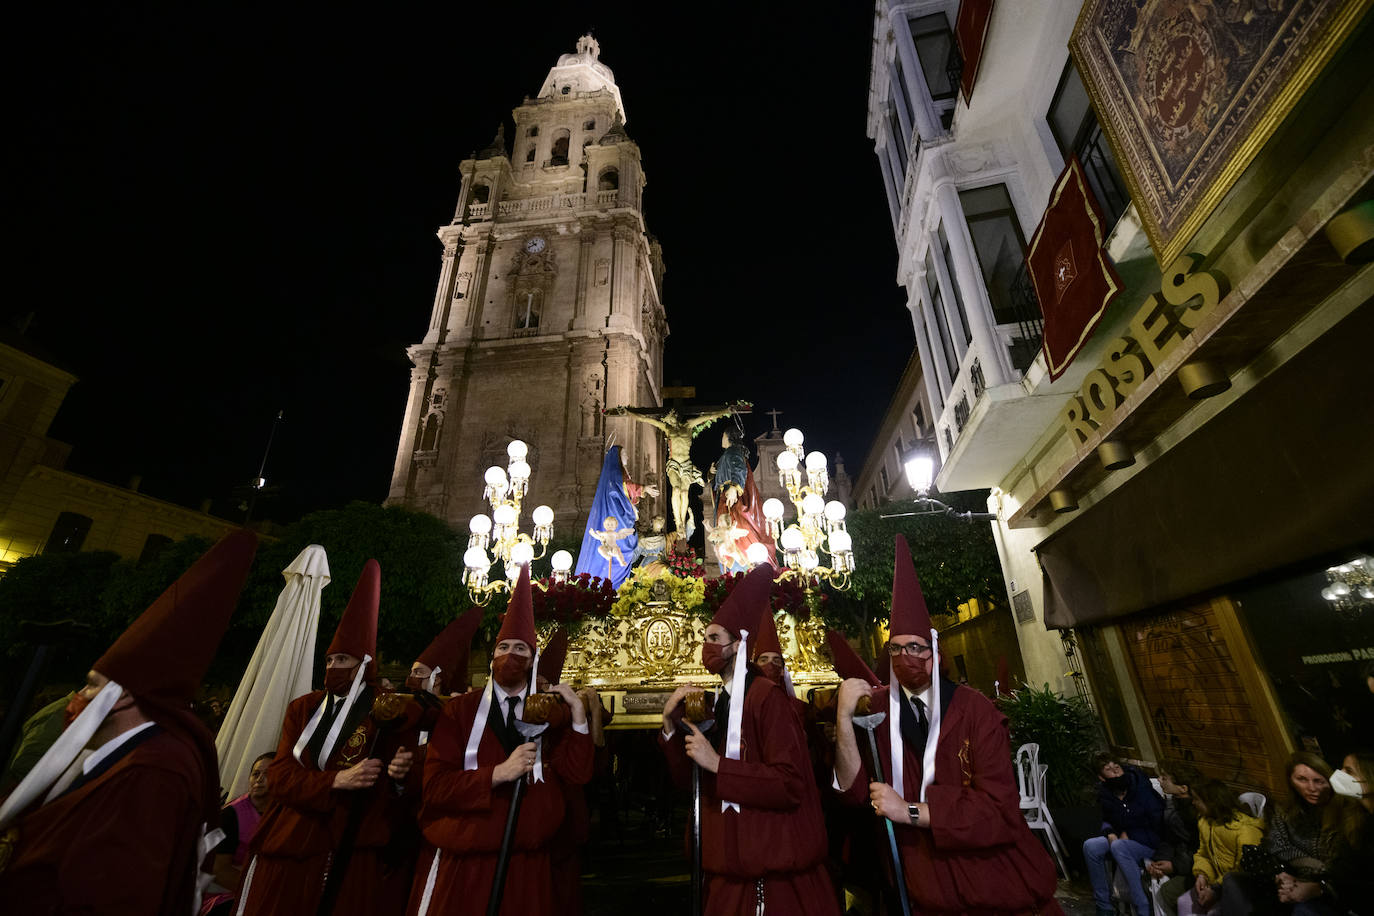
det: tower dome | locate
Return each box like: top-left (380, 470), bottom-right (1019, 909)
top-left (536, 35), bottom-right (626, 124)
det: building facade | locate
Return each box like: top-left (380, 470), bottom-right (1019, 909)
top-left (0, 328), bottom-right (239, 571)
top-left (386, 36), bottom-right (667, 533)
top-left (868, 0), bottom-right (1374, 789)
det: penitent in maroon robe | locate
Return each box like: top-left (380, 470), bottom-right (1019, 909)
top-left (0, 726), bottom-right (210, 915)
top-left (407, 688), bottom-right (593, 916)
top-left (659, 673), bottom-right (841, 916)
top-left (239, 688), bottom-right (405, 916)
top-left (838, 680), bottom-right (1063, 915)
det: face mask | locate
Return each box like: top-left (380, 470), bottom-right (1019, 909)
top-left (891, 654), bottom-right (931, 692)
top-left (759, 660), bottom-right (784, 685)
top-left (1104, 774), bottom-right (1131, 792)
top-left (405, 675), bottom-right (434, 694)
top-left (1330, 768), bottom-right (1364, 798)
top-left (493, 654), bottom-right (529, 690)
top-left (63, 691), bottom-right (92, 729)
top-left (323, 665), bottom-right (358, 695)
top-left (701, 642), bottom-right (732, 675)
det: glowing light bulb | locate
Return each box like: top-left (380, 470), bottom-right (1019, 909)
top-left (469, 515), bottom-right (492, 534)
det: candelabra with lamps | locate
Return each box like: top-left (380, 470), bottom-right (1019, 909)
top-left (879, 442), bottom-right (998, 523)
top-left (1321, 556), bottom-right (1374, 617)
top-left (463, 439), bottom-right (571, 604)
top-left (753, 427), bottom-right (855, 589)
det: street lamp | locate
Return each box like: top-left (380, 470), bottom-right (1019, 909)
top-left (464, 439), bottom-right (554, 603)
top-left (760, 427), bottom-right (855, 587)
top-left (884, 441), bottom-right (997, 523)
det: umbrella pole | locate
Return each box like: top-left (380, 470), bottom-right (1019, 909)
top-left (487, 774), bottom-right (527, 916)
top-left (859, 722), bottom-right (912, 916)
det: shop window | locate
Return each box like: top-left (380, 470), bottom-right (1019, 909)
top-left (1048, 61), bottom-right (1130, 227)
top-left (597, 167), bottom-right (619, 191)
top-left (138, 533), bottom-right (173, 565)
top-left (959, 185), bottom-right (1029, 327)
top-left (550, 129), bottom-right (570, 167)
top-left (46, 511), bottom-right (93, 554)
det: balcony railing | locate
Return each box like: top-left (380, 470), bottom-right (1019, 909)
top-left (1077, 121), bottom-right (1129, 228)
top-left (1007, 261), bottom-right (1045, 374)
top-left (467, 190), bottom-right (622, 221)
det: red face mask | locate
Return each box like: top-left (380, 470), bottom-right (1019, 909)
top-left (323, 665), bottom-right (358, 695)
top-left (891, 654), bottom-right (932, 693)
top-left (63, 691), bottom-right (92, 729)
top-left (493, 654), bottom-right (529, 690)
top-left (759, 660), bottom-right (784, 685)
top-left (701, 641), bottom-right (733, 675)
top-left (405, 674), bottom-right (434, 694)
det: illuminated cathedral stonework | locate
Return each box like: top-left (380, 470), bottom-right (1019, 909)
top-left (387, 36), bottom-right (666, 529)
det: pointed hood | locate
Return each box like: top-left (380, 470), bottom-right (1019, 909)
top-left (826, 630), bottom-right (882, 687)
top-left (417, 605), bottom-right (483, 693)
top-left (537, 629), bottom-right (569, 684)
top-left (890, 534), bottom-right (933, 637)
top-left (710, 565), bottom-right (773, 650)
top-left (497, 563), bottom-right (537, 650)
top-left (95, 529), bottom-right (259, 710)
top-left (753, 603), bottom-right (783, 658)
top-left (327, 559), bottom-right (380, 680)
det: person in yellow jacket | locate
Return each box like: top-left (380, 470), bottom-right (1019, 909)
top-left (1182, 779), bottom-right (1265, 912)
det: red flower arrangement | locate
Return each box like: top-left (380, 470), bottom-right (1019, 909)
top-left (666, 543), bottom-right (704, 579)
top-left (528, 573), bottom-right (618, 626)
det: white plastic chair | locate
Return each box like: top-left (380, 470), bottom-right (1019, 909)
top-left (1015, 743), bottom-right (1069, 878)
top-left (1238, 791), bottom-right (1266, 819)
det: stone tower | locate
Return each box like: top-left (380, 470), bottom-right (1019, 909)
top-left (387, 36), bottom-right (667, 531)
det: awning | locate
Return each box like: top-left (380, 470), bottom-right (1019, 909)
top-left (1040, 299), bottom-right (1374, 629)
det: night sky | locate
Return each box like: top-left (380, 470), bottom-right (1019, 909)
top-left (6, 4), bottom-right (913, 524)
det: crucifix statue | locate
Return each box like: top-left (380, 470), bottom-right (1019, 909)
top-left (606, 395), bottom-right (750, 538)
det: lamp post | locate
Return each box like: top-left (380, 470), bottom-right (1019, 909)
top-left (881, 442), bottom-right (998, 523)
top-left (757, 427), bottom-right (855, 588)
top-left (463, 439), bottom-right (558, 604)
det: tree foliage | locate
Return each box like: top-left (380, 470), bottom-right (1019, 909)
top-left (822, 493), bottom-right (1007, 635)
top-left (996, 683), bottom-right (1104, 807)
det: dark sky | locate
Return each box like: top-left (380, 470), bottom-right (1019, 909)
top-left (6, 4), bottom-right (913, 524)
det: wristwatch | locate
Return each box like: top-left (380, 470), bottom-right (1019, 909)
top-left (908, 803), bottom-right (920, 825)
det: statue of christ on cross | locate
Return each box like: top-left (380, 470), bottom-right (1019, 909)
top-left (605, 398), bottom-right (750, 538)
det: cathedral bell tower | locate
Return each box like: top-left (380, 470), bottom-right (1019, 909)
top-left (387, 36), bottom-right (668, 532)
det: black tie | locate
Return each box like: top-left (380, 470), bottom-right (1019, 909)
top-left (505, 696), bottom-right (519, 739)
top-left (710, 690), bottom-right (730, 752)
top-left (899, 692), bottom-right (929, 752)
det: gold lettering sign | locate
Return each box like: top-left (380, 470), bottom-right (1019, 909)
top-left (1062, 255), bottom-right (1228, 446)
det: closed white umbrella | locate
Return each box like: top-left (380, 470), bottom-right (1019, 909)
top-left (216, 544), bottom-right (330, 800)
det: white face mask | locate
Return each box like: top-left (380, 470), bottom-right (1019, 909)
top-left (1330, 768), bottom-right (1364, 798)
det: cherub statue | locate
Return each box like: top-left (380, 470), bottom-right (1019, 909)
top-left (588, 515), bottom-right (636, 578)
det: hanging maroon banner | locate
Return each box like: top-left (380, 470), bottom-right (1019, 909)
top-left (954, 0), bottom-right (994, 104)
top-left (1027, 157), bottom-right (1122, 381)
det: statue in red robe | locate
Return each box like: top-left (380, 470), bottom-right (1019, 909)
top-left (708, 426), bottom-right (776, 573)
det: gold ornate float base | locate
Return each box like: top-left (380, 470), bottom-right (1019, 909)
top-left (547, 594), bottom-right (838, 729)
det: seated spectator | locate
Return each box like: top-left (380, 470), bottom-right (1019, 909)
top-left (1221, 751), bottom-right (1372, 916)
top-left (1335, 751), bottom-right (1374, 816)
top-left (1153, 761), bottom-right (1203, 916)
top-left (200, 752), bottom-right (274, 916)
top-left (1084, 754), bottom-right (1165, 916)
top-left (1181, 779), bottom-right (1264, 913)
